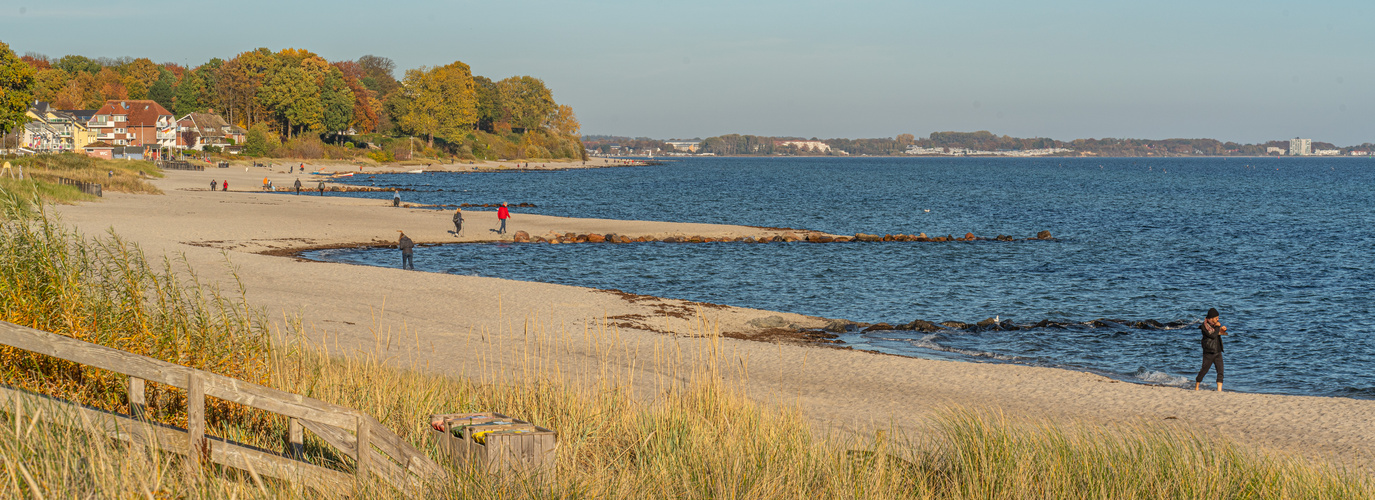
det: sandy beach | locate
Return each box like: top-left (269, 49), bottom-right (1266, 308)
top-left (53, 165), bottom-right (1375, 471)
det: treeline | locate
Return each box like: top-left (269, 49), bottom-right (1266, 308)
top-left (13, 45), bottom-right (583, 160)
top-left (688, 131), bottom-right (1366, 157)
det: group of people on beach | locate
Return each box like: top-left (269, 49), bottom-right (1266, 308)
top-left (393, 201), bottom-right (510, 271)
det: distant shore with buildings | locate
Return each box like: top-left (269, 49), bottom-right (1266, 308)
top-left (583, 132), bottom-right (1374, 159)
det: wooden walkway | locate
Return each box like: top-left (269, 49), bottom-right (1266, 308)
top-left (0, 321), bottom-right (444, 494)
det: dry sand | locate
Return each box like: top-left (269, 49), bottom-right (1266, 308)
top-left (54, 166), bottom-right (1375, 471)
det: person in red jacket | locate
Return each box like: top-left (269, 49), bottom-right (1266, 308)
top-left (222, 179), bottom-right (228, 191)
top-left (497, 202), bottom-right (510, 234)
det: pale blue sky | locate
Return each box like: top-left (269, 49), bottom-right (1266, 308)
top-left (4, 0), bottom-right (1371, 144)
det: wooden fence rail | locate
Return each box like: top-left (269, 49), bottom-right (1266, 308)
top-left (54, 177), bottom-right (103, 197)
top-left (0, 321), bottom-right (444, 493)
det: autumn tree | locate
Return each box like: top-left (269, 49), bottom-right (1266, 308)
top-left (398, 61), bottom-right (477, 147)
top-left (0, 41), bottom-right (36, 135)
top-left (548, 104), bottom-right (580, 136)
top-left (32, 68), bottom-right (69, 103)
top-left (95, 68), bottom-right (128, 102)
top-left (258, 65), bottom-right (320, 138)
top-left (20, 53), bottom-right (51, 70)
top-left (496, 76), bottom-right (554, 132)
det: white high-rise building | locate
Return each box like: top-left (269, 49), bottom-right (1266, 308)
top-left (1289, 138), bottom-right (1312, 156)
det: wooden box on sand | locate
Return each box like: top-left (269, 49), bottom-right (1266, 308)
top-left (428, 412), bottom-right (557, 474)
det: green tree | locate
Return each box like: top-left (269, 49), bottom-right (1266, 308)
top-left (242, 122), bottom-right (280, 156)
top-left (398, 61), bottom-right (476, 147)
top-left (174, 70), bottom-right (203, 115)
top-left (149, 68), bottom-right (177, 111)
top-left (473, 76), bottom-right (500, 132)
top-left (0, 41), bottom-right (37, 135)
top-left (319, 68), bottom-right (354, 133)
top-left (357, 55), bottom-right (399, 95)
top-left (496, 76), bottom-right (554, 132)
top-left (54, 55), bottom-right (101, 75)
top-left (257, 66), bottom-right (320, 138)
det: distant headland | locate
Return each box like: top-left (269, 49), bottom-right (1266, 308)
top-left (585, 132), bottom-right (1375, 158)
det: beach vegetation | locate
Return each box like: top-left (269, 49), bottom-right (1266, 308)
top-left (1, 204), bottom-right (1368, 498)
top-left (0, 153), bottom-right (161, 207)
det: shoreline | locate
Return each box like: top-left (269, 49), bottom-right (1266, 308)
top-left (52, 166), bottom-right (1375, 471)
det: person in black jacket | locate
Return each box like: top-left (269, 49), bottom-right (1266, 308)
top-left (398, 231), bottom-right (415, 270)
top-left (1195, 307), bottom-right (1228, 391)
top-left (452, 208), bottom-right (463, 236)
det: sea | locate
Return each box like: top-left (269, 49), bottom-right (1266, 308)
top-left (300, 157), bottom-right (1375, 399)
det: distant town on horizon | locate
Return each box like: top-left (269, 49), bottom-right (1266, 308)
top-left (584, 132), bottom-right (1375, 158)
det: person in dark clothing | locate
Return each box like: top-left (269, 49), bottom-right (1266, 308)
top-left (294, 178), bottom-right (302, 195)
top-left (452, 208), bottom-right (463, 236)
top-left (210, 180), bottom-right (217, 191)
top-left (1196, 307), bottom-right (1228, 391)
top-left (318, 180), bottom-right (325, 196)
top-left (398, 231), bottom-right (415, 270)
top-left (393, 190), bottom-right (401, 207)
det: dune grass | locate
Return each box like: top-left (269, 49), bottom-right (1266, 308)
top-left (1, 153), bottom-right (162, 209)
top-left (0, 199), bottom-right (1370, 499)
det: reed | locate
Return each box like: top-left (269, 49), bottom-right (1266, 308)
top-left (0, 203), bottom-right (1369, 499)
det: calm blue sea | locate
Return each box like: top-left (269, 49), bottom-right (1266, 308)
top-left (303, 157), bottom-right (1375, 398)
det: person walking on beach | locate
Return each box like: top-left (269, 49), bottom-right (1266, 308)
top-left (223, 179), bottom-right (228, 191)
top-left (398, 231), bottom-right (415, 270)
top-left (210, 180), bottom-right (217, 191)
top-left (1196, 308), bottom-right (1228, 391)
top-left (497, 202), bottom-right (510, 234)
top-left (294, 178), bottom-right (303, 195)
top-left (452, 208), bottom-right (464, 236)
top-left (318, 180), bottom-right (325, 196)
top-left (392, 190), bottom-right (401, 207)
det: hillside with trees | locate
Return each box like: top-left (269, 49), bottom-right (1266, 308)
top-left (12, 46), bottom-right (583, 161)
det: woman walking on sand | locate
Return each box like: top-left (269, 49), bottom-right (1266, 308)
top-left (452, 208), bottom-right (464, 236)
top-left (1196, 307), bottom-right (1228, 391)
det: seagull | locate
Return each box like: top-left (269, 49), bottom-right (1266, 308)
top-left (924, 209), bottom-right (931, 213)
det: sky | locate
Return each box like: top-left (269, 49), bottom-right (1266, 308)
top-left (4, 0), bottom-right (1372, 145)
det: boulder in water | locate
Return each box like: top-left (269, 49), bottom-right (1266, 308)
top-left (904, 319), bottom-right (943, 332)
top-left (1036, 230), bottom-right (1053, 240)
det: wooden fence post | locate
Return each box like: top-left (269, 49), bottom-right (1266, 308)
top-left (128, 377), bottom-right (146, 420)
top-left (356, 416), bottom-right (371, 482)
top-left (187, 372), bottom-right (206, 483)
top-left (288, 418), bottom-right (304, 460)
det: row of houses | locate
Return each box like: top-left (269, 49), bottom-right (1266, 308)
top-left (19, 99), bottom-right (247, 158)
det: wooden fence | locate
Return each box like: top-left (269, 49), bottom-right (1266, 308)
top-left (0, 321), bottom-right (445, 493)
top-left (55, 177), bottom-right (102, 197)
top-left (157, 160), bottom-right (205, 171)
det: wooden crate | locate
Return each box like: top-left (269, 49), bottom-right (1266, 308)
top-left (429, 412), bottom-right (557, 474)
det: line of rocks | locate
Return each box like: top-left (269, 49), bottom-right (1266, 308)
top-left (508, 230), bottom-right (1056, 244)
top-left (823, 317), bottom-right (1194, 333)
